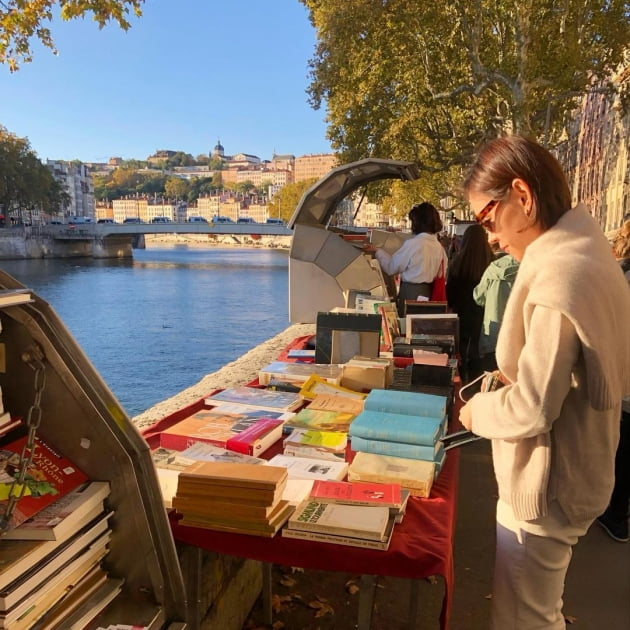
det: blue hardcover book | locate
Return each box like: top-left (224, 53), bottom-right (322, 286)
top-left (349, 410), bottom-right (443, 446)
top-left (363, 389), bottom-right (447, 420)
top-left (350, 435), bottom-right (442, 461)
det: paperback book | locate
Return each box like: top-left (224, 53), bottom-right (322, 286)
top-left (287, 499), bottom-right (390, 541)
top-left (1, 481), bottom-right (110, 541)
top-left (349, 410), bottom-right (444, 447)
top-left (258, 361), bottom-right (344, 386)
top-left (285, 408), bottom-right (356, 433)
top-left (299, 375), bottom-right (367, 401)
top-left (204, 386), bottom-right (303, 412)
top-left (0, 435), bottom-right (88, 530)
top-left (158, 409), bottom-right (283, 455)
top-left (349, 434), bottom-right (443, 460)
top-left (266, 454), bottom-right (348, 481)
top-left (282, 515), bottom-right (395, 551)
top-left (347, 451), bottom-right (435, 498)
top-left (309, 479), bottom-right (403, 509)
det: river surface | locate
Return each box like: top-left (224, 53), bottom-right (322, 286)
top-left (0, 246), bottom-right (290, 416)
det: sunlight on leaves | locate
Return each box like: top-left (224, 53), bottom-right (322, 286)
top-left (271, 594), bottom-right (293, 614)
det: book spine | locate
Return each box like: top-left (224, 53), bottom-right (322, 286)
top-left (226, 419), bottom-right (283, 456)
top-left (281, 526), bottom-right (389, 550)
top-left (350, 435), bottom-right (438, 460)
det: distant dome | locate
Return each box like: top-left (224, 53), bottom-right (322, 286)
top-left (213, 139), bottom-right (224, 156)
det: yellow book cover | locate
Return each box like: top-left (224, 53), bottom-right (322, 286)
top-left (299, 375), bottom-right (367, 401)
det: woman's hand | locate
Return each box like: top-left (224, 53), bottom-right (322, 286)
top-left (459, 401), bottom-right (473, 431)
top-left (362, 243), bottom-right (378, 254)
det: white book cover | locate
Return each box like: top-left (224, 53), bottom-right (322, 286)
top-left (266, 454), bottom-right (348, 481)
top-left (288, 500), bottom-right (390, 541)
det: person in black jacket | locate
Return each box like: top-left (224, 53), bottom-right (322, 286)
top-left (446, 223), bottom-right (494, 382)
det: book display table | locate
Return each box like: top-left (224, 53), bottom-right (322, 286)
top-left (143, 335), bottom-right (461, 630)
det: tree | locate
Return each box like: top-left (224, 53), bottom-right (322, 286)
top-left (301, 0), bottom-right (630, 203)
top-left (164, 176), bottom-right (189, 200)
top-left (0, 1), bottom-right (144, 71)
top-left (0, 125), bottom-right (68, 219)
top-left (267, 179), bottom-right (317, 222)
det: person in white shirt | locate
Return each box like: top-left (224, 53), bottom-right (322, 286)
top-left (363, 202), bottom-right (448, 316)
top-left (459, 135), bottom-right (630, 629)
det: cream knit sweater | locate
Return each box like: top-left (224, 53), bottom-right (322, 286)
top-left (470, 204), bottom-right (630, 524)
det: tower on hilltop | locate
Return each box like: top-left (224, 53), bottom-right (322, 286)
top-left (212, 139), bottom-right (225, 158)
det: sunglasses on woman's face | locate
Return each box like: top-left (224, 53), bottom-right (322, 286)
top-left (474, 199), bottom-right (501, 232)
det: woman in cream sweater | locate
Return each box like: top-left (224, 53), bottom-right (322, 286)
top-left (459, 136), bottom-right (630, 629)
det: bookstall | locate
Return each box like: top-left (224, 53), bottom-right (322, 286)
top-left (142, 334), bottom-right (462, 630)
top-left (0, 271), bottom-right (187, 629)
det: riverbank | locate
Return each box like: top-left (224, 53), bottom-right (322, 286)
top-left (144, 233), bottom-right (291, 249)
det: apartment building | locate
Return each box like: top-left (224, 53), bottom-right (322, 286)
top-left (236, 169), bottom-right (291, 188)
top-left (293, 153), bottom-right (337, 183)
top-left (47, 160), bottom-right (96, 219)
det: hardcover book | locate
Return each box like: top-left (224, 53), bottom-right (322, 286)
top-left (309, 479), bottom-right (402, 509)
top-left (1, 481), bottom-right (110, 541)
top-left (347, 452), bottom-right (435, 498)
top-left (350, 434), bottom-right (442, 460)
top-left (204, 386), bottom-right (303, 412)
top-left (287, 499), bottom-right (390, 541)
top-left (363, 388), bottom-right (447, 420)
top-left (0, 435), bottom-right (88, 531)
top-left (349, 410), bottom-right (444, 447)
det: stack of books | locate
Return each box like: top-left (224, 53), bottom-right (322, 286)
top-left (0, 467), bottom-right (118, 629)
top-left (173, 461), bottom-right (293, 537)
top-left (282, 484), bottom-right (396, 550)
top-left (257, 361), bottom-right (344, 386)
top-left (348, 389), bottom-right (449, 496)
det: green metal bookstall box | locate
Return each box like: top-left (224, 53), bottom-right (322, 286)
top-left (0, 269), bottom-right (187, 629)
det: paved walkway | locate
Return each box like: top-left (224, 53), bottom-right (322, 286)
top-left (450, 439), bottom-right (630, 629)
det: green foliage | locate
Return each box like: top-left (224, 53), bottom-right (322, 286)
top-left (301, 0), bottom-right (630, 204)
top-left (0, 125), bottom-right (68, 218)
top-left (93, 167), bottom-right (166, 200)
top-left (267, 179), bottom-right (317, 222)
top-left (0, 1), bottom-right (144, 71)
top-left (164, 176), bottom-right (189, 200)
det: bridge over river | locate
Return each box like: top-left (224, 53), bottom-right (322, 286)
top-left (0, 222), bottom-right (294, 260)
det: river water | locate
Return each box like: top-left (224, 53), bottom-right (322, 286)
top-left (0, 246), bottom-right (290, 416)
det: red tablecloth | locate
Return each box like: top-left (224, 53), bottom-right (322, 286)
top-left (142, 336), bottom-right (461, 630)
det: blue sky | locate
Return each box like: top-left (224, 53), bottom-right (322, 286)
top-left (0, 0), bottom-right (331, 163)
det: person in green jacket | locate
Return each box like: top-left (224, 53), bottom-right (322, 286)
top-left (472, 251), bottom-right (520, 373)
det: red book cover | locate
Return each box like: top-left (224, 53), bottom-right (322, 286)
top-left (0, 435), bottom-right (88, 530)
top-left (226, 418), bottom-right (284, 456)
top-left (309, 479), bottom-right (402, 509)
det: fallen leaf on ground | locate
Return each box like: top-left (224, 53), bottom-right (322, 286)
top-left (345, 579), bottom-right (360, 595)
top-left (309, 598), bottom-right (335, 618)
top-left (272, 622), bottom-right (285, 629)
top-left (271, 594), bottom-right (293, 614)
top-left (564, 615), bottom-right (577, 624)
top-left (485, 593), bottom-right (493, 599)
top-left (289, 566), bottom-right (304, 573)
top-left (426, 575), bottom-right (438, 585)
top-left (279, 574), bottom-right (298, 587)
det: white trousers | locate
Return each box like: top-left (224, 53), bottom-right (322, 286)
top-left (491, 501), bottom-right (591, 630)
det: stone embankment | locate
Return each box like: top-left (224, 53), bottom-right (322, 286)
top-left (144, 234), bottom-right (291, 249)
top-left (132, 322), bottom-right (314, 430)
